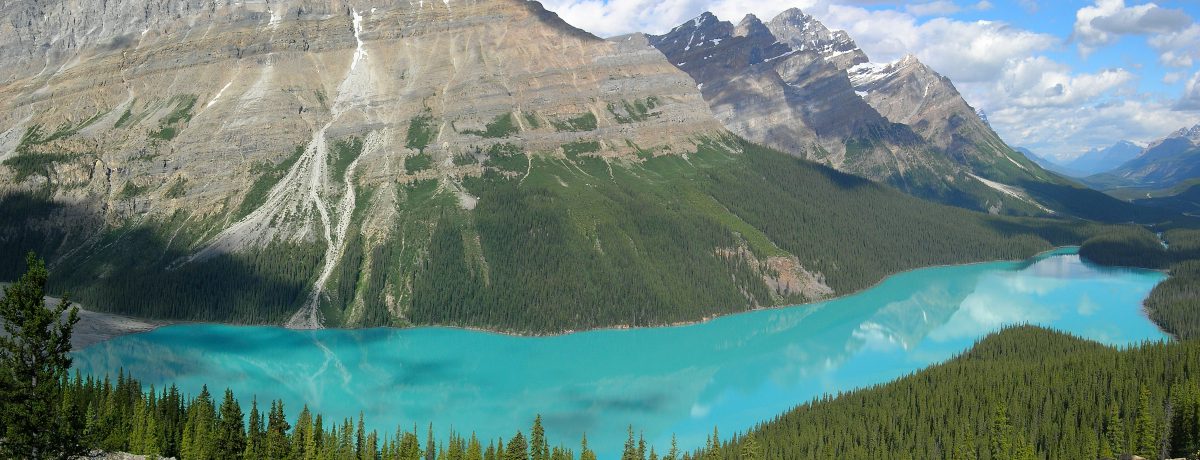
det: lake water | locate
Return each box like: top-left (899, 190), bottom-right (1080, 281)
top-left (72, 248), bottom-right (1168, 457)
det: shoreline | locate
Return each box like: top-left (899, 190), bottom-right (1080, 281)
top-left (66, 245), bottom-right (1110, 344)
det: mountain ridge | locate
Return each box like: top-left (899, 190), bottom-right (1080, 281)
top-left (1088, 124), bottom-right (1200, 190)
top-left (0, 0), bottom-right (1184, 331)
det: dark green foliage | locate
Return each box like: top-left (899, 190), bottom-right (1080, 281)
top-left (523, 112), bottom-right (542, 130)
top-left (329, 137), bottom-right (364, 182)
top-left (1134, 182), bottom-right (1200, 216)
top-left (483, 143), bottom-right (526, 172)
top-left (1078, 226), bottom-right (1169, 269)
top-left (407, 112), bottom-right (437, 151)
top-left (2, 151), bottom-right (79, 182)
top-left (454, 152), bottom-right (479, 166)
top-left (561, 140), bottom-right (600, 158)
top-left (2, 122), bottom-right (99, 182)
top-left (1146, 260), bottom-right (1200, 340)
top-left (114, 104), bottom-right (135, 128)
top-left (462, 113), bottom-right (519, 138)
top-left (54, 226), bottom-right (326, 323)
top-left (607, 97), bottom-right (659, 124)
top-left (119, 182), bottom-right (149, 200)
top-left (0, 253), bottom-right (83, 459)
top-left (700, 141), bottom-right (1052, 294)
top-left (410, 157), bottom-right (766, 332)
top-left (165, 178), bottom-right (189, 199)
top-left (149, 95), bottom-right (197, 141)
top-left (215, 389), bottom-right (245, 458)
top-left (237, 145), bottom-right (306, 219)
top-left (698, 326), bottom-right (1200, 460)
top-left (59, 366), bottom-right (590, 460)
top-left (405, 152), bottom-right (434, 174)
top-left (551, 112), bottom-right (598, 132)
top-left (1017, 178), bottom-right (1186, 225)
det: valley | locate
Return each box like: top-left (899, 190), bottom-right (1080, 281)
top-left (71, 248), bottom-right (1166, 458)
top-left (1, 1), bottom-right (1199, 460)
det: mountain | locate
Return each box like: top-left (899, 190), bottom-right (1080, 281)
top-left (0, 0), bottom-right (1173, 332)
top-left (1089, 125), bottom-right (1200, 189)
top-left (1015, 147), bottom-right (1080, 176)
top-left (648, 9), bottom-right (1171, 223)
top-left (1061, 140), bottom-right (1142, 176)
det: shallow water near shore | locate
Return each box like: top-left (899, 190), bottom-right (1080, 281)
top-left (72, 248), bottom-right (1167, 457)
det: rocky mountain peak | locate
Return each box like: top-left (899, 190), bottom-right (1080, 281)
top-left (735, 14), bottom-right (774, 38)
top-left (1168, 124), bottom-right (1200, 144)
top-left (765, 8), bottom-right (867, 70)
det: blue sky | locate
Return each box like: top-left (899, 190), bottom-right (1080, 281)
top-left (539, 0), bottom-right (1200, 160)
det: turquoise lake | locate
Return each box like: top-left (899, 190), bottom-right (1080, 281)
top-left (73, 248), bottom-right (1168, 457)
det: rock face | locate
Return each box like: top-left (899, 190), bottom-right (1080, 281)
top-left (650, 8), bottom-right (1064, 214)
top-left (1091, 125), bottom-right (1200, 189)
top-left (0, 0), bottom-right (835, 330)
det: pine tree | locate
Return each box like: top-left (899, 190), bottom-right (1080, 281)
top-left (1135, 386), bottom-right (1159, 457)
top-left (506, 431), bottom-right (528, 460)
top-left (244, 398), bottom-right (265, 460)
top-left (427, 424), bottom-right (437, 460)
top-left (952, 428), bottom-right (977, 460)
top-left (399, 428), bottom-right (422, 460)
top-left (0, 252), bottom-right (83, 459)
top-left (265, 400), bottom-right (291, 459)
top-left (216, 388), bottom-right (246, 458)
top-left (295, 405), bottom-right (314, 460)
top-left (357, 412), bottom-right (367, 460)
top-left (622, 426), bottom-right (638, 460)
top-left (530, 415), bottom-right (548, 460)
top-left (989, 403), bottom-right (1013, 460)
top-left (664, 434), bottom-right (678, 460)
top-left (739, 434), bottom-right (762, 460)
top-left (183, 386), bottom-right (217, 460)
top-left (467, 433), bottom-right (483, 460)
top-left (1106, 401), bottom-right (1125, 457)
top-left (579, 433), bottom-right (596, 460)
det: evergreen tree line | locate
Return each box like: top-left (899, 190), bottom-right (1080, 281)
top-left (695, 326), bottom-right (1200, 460)
top-left (34, 369), bottom-right (715, 460)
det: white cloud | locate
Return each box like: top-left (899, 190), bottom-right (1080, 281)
top-left (1164, 71), bottom-right (1186, 84)
top-left (988, 98), bottom-right (1200, 159)
top-left (990, 57), bottom-right (1135, 108)
top-left (1179, 71), bottom-right (1200, 111)
top-left (905, 1), bottom-right (960, 17)
top-left (1073, 0), bottom-right (1193, 55)
top-left (536, 0), bottom-right (1198, 158)
top-left (1149, 24), bottom-right (1200, 67)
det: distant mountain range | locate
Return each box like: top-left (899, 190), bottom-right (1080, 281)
top-left (1015, 147), bottom-right (1078, 176)
top-left (1088, 125), bottom-right (1200, 190)
top-left (1016, 141), bottom-right (1142, 178)
top-left (1066, 141), bottom-right (1143, 176)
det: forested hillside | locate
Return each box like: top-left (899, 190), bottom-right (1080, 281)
top-left (2, 139), bottom-right (1116, 332)
top-left (698, 326), bottom-right (1200, 460)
